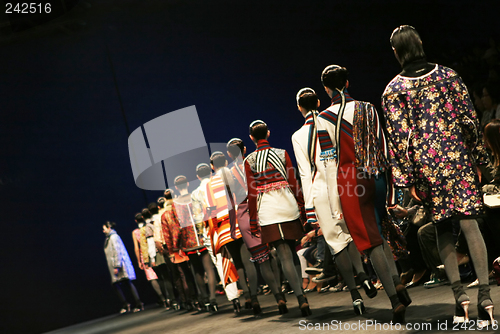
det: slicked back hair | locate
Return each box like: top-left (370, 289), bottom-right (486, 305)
top-left (249, 120), bottom-right (268, 141)
top-left (141, 208), bottom-right (152, 220)
top-left (174, 175), bottom-right (188, 190)
top-left (321, 65), bottom-right (348, 91)
top-left (297, 88), bottom-right (319, 112)
top-left (196, 163), bottom-right (211, 179)
top-left (390, 25), bottom-right (426, 67)
top-left (227, 138), bottom-right (245, 159)
top-left (210, 151), bottom-right (227, 169)
top-left (148, 202), bottom-right (159, 215)
top-left (134, 213), bottom-right (144, 223)
top-left (164, 189), bottom-right (174, 200)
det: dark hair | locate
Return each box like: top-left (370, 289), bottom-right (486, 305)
top-left (174, 175), bottom-right (188, 190)
top-left (249, 120), bottom-right (268, 141)
top-left (321, 65), bottom-right (348, 91)
top-left (134, 213), bottom-right (144, 223)
top-left (210, 151), bottom-right (227, 169)
top-left (148, 202), bottom-right (159, 215)
top-left (196, 163), bottom-right (211, 179)
top-left (164, 189), bottom-right (173, 200)
top-left (296, 88), bottom-right (319, 111)
top-left (390, 25), bottom-right (426, 67)
top-left (104, 221), bottom-right (116, 229)
top-left (485, 119), bottom-right (500, 168)
top-left (157, 197), bottom-right (166, 208)
top-left (227, 138), bottom-right (245, 159)
top-left (141, 208), bottom-right (152, 219)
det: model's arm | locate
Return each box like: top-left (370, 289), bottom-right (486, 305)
top-left (292, 132), bottom-right (317, 224)
top-left (109, 234), bottom-right (121, 273)
top-left (370, 103), bottom-right (397, 206)
top-left (145, 225), bottom-right (156, 266)
top-left (132, 231), bottom-right (143, 270)
top-left (381, 93), bottom-right (415, 187)
top-left (284, 151), bottom-right (306, 221)
top-left (454, 77), bottom-right (490, 167)
top-left (244, 159), bottom-right (259, 233)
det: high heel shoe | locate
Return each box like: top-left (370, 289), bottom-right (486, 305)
top-left (232, 298), bottom-right (241, 315)
top-left (133, 302), bottom-right (144, 313)
top-left (119, 303), bottom-right (131, 314)
top-left (275, 292), bottom-right (288, 314)
top-left (396, 284), bottom-right (412, 307)
top-left (452, 282), bottom-right (470, 323)
top-left (172, 300), bottom-right (180, 310)
top-left (392, 303), bottom-right (406, 323)
top-left (358, 272), bottom-right (377, 298)
top-left (209, 300), bottom-right (218, 314)
top-left (251, 295), bottom-right (262, 317)
top-left (298, 295), bottom-right (312, 316)
top-left (244, 298), bottom-right (252, 310)
top-left (353, 299), bottom-right (365, 315)
top-left (477, 285), bottom-right (494, 327)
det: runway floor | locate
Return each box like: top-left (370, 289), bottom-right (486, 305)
top-left (45, 283), bottom-right (500, 334)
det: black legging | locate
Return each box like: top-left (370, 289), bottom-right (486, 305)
top-left (187, 250), bottom-right (217, 302)
top-left (225, 239), bottom-right (257, 297)
top-left (113, 279), bottom-right (141, 307)
top-left (271, 239), bottom-right (302, 297)
top-left (152, 264), bottom-right (175, 301)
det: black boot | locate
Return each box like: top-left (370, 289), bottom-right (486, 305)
top-left (251, 295), bottom-right (262, 317)
top-left (232, 298), bottom-right (241, 315)
top-left (297, 295), bottom-right (311, 316)
top-left (274, 292), bottom-right (288, 314)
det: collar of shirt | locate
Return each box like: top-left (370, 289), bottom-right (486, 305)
top-left (330, 89), bottom-right (354, 105)
top-left (257, 139), bottom-right (271, 150)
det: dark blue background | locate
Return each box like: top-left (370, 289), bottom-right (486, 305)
top-left (1, 1), bottom-right (497, 333)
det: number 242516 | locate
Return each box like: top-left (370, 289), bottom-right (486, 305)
top-left (6, 3), bottom-right (52, 14)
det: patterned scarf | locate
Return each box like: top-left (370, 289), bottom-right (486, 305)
top-left (352, 101), bottom-right (389, 175)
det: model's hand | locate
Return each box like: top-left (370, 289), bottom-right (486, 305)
top-left (410, 185), bottom-right (422, 202)
top-left (139, 262), bottom-right (143, 270)
top-left (477, 166), bottom-right (482, 184)
top-left (113, 268), bottom-right (119, 275)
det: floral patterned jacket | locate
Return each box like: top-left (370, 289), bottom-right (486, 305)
top-left (382, 64), bottom-right (489, 222)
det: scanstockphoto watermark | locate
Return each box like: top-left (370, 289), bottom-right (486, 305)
top-left (298, 319), bottom-right (499, 331)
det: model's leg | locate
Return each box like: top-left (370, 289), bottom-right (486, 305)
top-left (112, 281), bottom-right (128, 306)
top-left (436, 222), bottom-right (470, 322)
top-left (459, 219), bottom-right (493, 324)
top-left (346, 242), bottom-right (377, 299)
top-left (367, 244), bottom-right (405, 321)
top-left (188, 254), bottom-right (208, 305)
top-left (335, 244), bottom-right (366, 314)
top-left (121, 279), bottom-right (142, 311)
top-left (273, 240), bottom-right (303, 297)
top-left (240, 243), bottom-right (259, 296)
top-left (200, 251), bottom-right (217, 302)
top-left (225, 240), bottom-right (250, 301)
top-left (150, 279), bottom-right (164, 300)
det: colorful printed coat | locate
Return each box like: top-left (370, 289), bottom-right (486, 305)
top-left (104, 230), bottom-right (136, 283)
top-left (382, 64), bottom-right (489, 222)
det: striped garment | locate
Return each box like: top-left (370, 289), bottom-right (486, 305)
top-left (244, 140), bottom-right (305, 228)
top-left (205, 171), bottom-right (240, 286)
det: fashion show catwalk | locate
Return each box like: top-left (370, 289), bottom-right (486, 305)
top-left (45, 284), bottom-right (499, 334)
